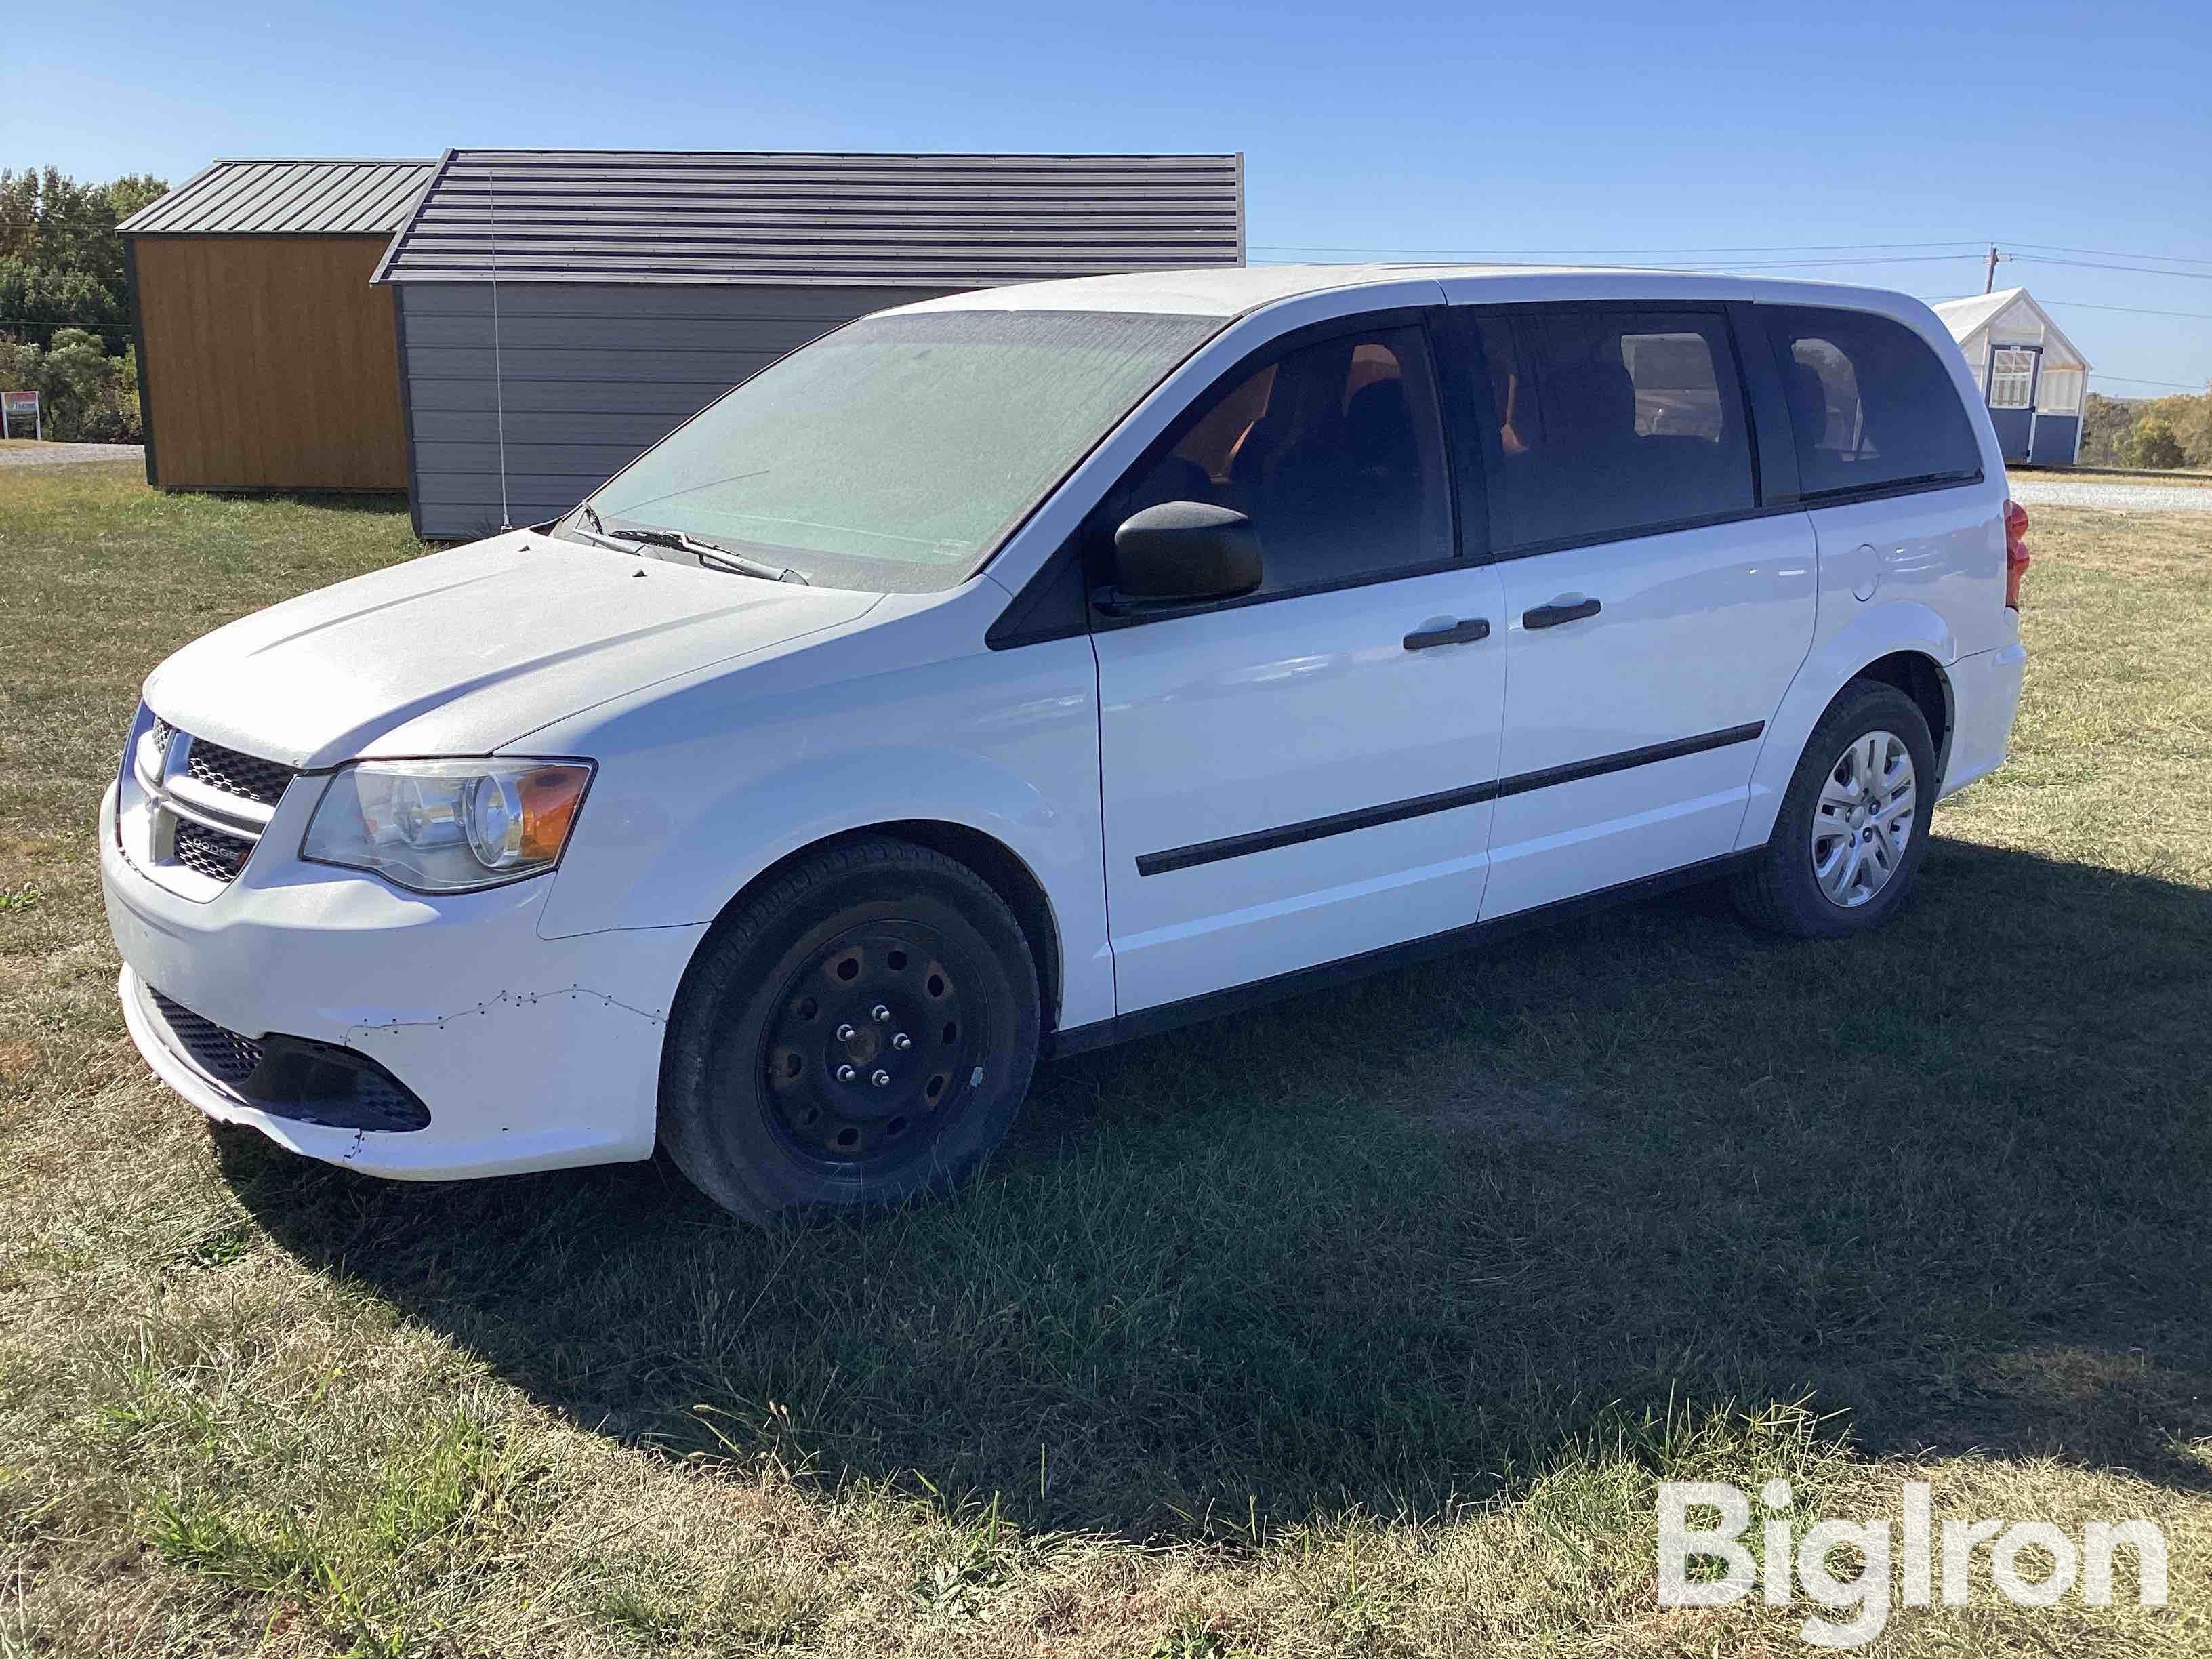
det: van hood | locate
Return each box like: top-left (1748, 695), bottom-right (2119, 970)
top-left (142, 531), bottom-right (880, 769)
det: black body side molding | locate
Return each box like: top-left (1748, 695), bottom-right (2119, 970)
top-left (1136, 722), bottom-right (1765, 876)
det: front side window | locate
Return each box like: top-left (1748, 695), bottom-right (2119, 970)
top-left (574, 309), bottom-right (1220, 592)
top-left (1471, 310), bottom-right (1755, 552)
top-left (1110, 323), bottom-right (1454, 596)
top-left (1765, 306), bottom-right (1983, 498)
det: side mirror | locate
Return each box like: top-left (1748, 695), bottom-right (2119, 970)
top-left (1111, 501), bottom-right (1263, 607)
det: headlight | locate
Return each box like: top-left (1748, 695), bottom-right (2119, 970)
top-left (301, 759), bottom-right (593, 893)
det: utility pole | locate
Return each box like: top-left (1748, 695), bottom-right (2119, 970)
top-left (1985, 243), bottom-right (2001, 294)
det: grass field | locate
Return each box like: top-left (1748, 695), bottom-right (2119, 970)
top-left (3, 464), bottom-right (2210, 1656)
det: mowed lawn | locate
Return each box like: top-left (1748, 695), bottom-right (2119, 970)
top-left (3, 462), bottom-right (2210, 1657)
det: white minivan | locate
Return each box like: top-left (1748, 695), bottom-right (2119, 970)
top-left (103, 264), bottom-right (2029, 1221)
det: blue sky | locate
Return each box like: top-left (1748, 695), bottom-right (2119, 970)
top-left (12, 0), bottom-right (2210, 394)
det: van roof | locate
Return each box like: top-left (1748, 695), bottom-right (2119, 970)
top-left (889, 262), bottom-right (1933, 323)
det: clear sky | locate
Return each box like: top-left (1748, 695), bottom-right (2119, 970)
top-left (12, 0), bottom-right (2210, 394)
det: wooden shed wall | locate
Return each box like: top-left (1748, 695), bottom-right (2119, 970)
top-left (132, 234), bottom-right (408, 491)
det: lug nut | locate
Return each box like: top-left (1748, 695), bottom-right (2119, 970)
top-left (836, 1063), bottom-right (857, 1083)
top-left (872, 1004), bottom-right (893, 1023)
top-left (871, 1069), bottom-right (892, 1087)
top-left (836, 1023), bottom-right (857, 1042)
top-left (892, 1032), bottom-right (912, 1051)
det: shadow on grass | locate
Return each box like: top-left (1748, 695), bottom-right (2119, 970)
top-left (222, 836), bottom-right (2212, 1536)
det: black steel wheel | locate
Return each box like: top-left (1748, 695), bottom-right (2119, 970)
top-left (659, 838), bottom-right (1040, 1223)
top-left (760, 921), bottom-right (983, 1173)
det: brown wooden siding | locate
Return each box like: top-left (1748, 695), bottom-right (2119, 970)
top-left (132, 234), bottom-right (407, 490)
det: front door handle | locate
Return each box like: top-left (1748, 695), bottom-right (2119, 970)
top-left (1522, 596), bottom-right (1601, 630)
top-left (1403, 617), bottom-right (1491, 651)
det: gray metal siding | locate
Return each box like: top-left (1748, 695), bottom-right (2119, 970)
top-left (377, 150), bottom-right (1244, 286)
top-left (120, 159), bottom-right (434, 236)
top-left (399, 282), bottom-right (947, 539)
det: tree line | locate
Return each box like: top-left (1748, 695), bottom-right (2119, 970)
top-left (1, 167), bottom-right (167, 441)
top-left (2079, 390), bottom-right (2212, 472)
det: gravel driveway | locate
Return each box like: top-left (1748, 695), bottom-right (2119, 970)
top-left (0, 442), bottom-right (145, 468)
top-left (2007, 478), bottom-right (2212, 512)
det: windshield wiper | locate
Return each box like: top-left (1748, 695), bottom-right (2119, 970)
top-left (598, 519), bottom-right (808, 585)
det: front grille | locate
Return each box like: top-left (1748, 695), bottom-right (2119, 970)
top-left (174, 819), bottom-right (254, 882)
top-left (142, 983), bottom-right (431, 1133)
top-left (148, 988), bottom-right (263, 1084)
top-left (186, 741), bottom-right (295, 807)
top-left (124, 710), bottom-right (293, 895)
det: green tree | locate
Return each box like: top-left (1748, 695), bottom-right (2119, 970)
top-left (2123, 414), bottom-right (2186, 470)
top-left (0, 327), bottom-right (139, 441)
top-left (0, 167), bottom-right (167, 357)
top-left (2078, 392), bottom-right (2137, 468)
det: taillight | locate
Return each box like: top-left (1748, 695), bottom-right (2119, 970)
top-left (2003, 499), bottom-right (2030, 610)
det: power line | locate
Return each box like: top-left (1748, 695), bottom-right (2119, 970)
top-left (2011, 255), bottom-right (2212, 283)
top-left (1669, 254), bottom-right (1984, 272)
top-left (2089, 373), bottom-right (2208, 391)
top-left (2037, 298), bottom-right (2212, 323)
top-left (2007, 240), bottom-right (2212, 270)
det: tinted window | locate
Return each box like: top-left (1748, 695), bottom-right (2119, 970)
top-left (1113, 324), bottom-right (1453, 595)
top-left (1471, 311), bottom-right (1755, 551)
top-left (1763, 307), bottom-right (1981, 498)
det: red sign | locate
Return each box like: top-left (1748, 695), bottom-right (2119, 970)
top-left (1, 390), bottom-right (39, 439)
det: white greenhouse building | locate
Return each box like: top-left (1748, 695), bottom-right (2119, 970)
top-left (1932, 287), bottom-right (2091, 466)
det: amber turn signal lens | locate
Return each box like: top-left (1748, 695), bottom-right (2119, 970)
top-left (518, 766), bottom-right (588, 861)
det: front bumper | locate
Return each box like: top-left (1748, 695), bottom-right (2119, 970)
top-left (101, 781), bottom-right (706, 1180)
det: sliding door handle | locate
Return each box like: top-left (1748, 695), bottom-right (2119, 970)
top-left (1403, 617), bottom-right (1491, 651)
top-left (1523, 597), bottom-right (1601, 630)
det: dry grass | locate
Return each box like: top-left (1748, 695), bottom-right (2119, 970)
top-left (3, 463), bottom-right (2210, 1656)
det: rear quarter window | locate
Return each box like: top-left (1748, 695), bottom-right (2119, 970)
top-left (1762, 306), bottom-right (1982, 499)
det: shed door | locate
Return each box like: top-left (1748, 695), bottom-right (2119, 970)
top-left (1985, 345), bottom-right (2041, 462)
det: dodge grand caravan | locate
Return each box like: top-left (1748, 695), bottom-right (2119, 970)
top-left (103, 265), bottom-right (2028, 1221)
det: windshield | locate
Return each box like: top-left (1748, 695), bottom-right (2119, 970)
top-left (571, 308), bottom-right (1221, 592)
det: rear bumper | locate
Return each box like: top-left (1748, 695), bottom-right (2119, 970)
top-left (1939, 638), bottom-right (2028, 800)
top-left (102, 781), bottom-right (706, 1181)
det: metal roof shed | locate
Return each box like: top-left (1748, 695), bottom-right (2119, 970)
top-left (373, 150), bottom-right (1245, 539)
top-left (121, 160), bottom-right (434, 491)
top-left (1931, 287), bottom-right (2092, 466)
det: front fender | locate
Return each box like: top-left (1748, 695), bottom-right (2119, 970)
top-left (1736, 598), bottom-right (1956, 851)
top-left (584, 742), bottom-right (1078, 924)
top-left (531, 631), bottom-right (1113, 1029)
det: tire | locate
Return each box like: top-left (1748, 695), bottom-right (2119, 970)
top-left (659, 837), bottom-right (1041, 1223)
top-left (1732, 680), bottom-right (1937, 939)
